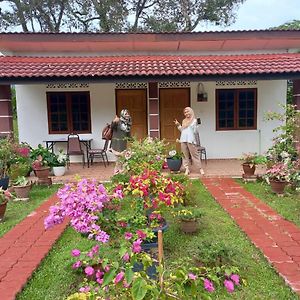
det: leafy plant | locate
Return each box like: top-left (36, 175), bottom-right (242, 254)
top-left (118, 137), bottom-right (166, 175)
top-left (167, 149), bottom-right (183, 160)
top-left (13, 176), bottom-right (30, 187)
top-left (30, 144), bottom-right (57, 168)
top-left (265, 162), bottom-right (291, 182)
top-left (53, 149), bottom-right (67, 167)
top-left (0, 137), bottom-right (14, 177)
top-left (0, 187), bottom-right (13, 205)
top-left (240, 152), bottom-right (266, 166)
top-left (173, 207), bottom-right (203, 221)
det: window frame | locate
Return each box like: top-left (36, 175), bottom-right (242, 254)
top-left (47, 91), bottom-right (91, 134)
top-left (216, 88), bottom-right (257, 131)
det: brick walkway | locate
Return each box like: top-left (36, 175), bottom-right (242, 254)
top-left (0, 194), bottom-right (68, 300)
top-left (201, 178), bottom-right (300, 296)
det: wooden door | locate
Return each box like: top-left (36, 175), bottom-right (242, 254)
top-left (116, 89), bottom-right (147, 139)
top-left (160, 88), bottom-right (190, 149)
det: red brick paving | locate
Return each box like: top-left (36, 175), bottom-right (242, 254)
top-left (201, 178), bottom-right (300, 295)
top-left (0, 194), bottom-right (68, 300)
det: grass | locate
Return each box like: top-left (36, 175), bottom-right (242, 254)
top-left (237, 179), bottom-right (300, 227)
top-left (0, 184), bottom-right (60, 237)
top-left (17, 181), bottom-right (298, 300)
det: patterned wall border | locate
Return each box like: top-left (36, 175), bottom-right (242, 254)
top-left (159, 81), bottom-right (190, 88)
top-left (216, 80), bottom-right (257, 87)
top-left (115, 82), bottom-right (148, 89)
top-left (46, 83), bottom-right (89, 89)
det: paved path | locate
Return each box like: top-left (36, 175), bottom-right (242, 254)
top-left (0, 194), bottom-right (68, 300)
top-left (201, 178), bottom-right (300, 296)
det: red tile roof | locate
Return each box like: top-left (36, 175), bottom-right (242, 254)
top-left (0, 53), bottom-right (300, 79)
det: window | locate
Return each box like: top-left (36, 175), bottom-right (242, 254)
top-left (47, 92), bottom-right (91, 134)
top-left (216, 88), bottom-right (257, 130)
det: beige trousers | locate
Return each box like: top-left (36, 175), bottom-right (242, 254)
top-left (181, 142), bottom-right (202, 171)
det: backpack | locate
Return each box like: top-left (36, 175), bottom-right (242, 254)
top-left (102, 123), bottom-right (113, 140)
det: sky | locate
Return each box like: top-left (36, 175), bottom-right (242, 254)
top-left (201, 0), bottom-right (300, 31)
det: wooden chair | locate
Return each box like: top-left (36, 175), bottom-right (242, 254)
top-left (67, 134), bottom-right (85, 168)
top-left (87, 139), bottom-right (110, 167)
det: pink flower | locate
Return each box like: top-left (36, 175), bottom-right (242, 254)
top-left (71, 249), bottom-right (81, 257)
top-left (122, 252), bottom-right (130, 262)
top-left (204, 279), bottom-right (215, 292)
top-left (104, 265), bottom-right (110, 272)
top-left (84, 266), bottom-right (94, 276)
top-left (114, 271), bottom-right (125, 284)
top-left (124, 232), bottom-right (133, 240)
top-left (136, 230), bottom-right (147, 240)
top-left (132, 239), bottom-right (142, 253)
top-left (96, 278), bottom-right (103, 285)
top-left (72, 261), bottom-right (82, 269)
top-left (230, 274), bottom-right (240, 285)
top-left (188, 273), bottom-right (197, 280)
top-left (224, 279), bottom-right (235, 293)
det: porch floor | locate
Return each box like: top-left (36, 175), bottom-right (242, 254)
top-left (45, 159), bottom-right (266, 184)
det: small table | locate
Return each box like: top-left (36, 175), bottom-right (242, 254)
top-left (43, 137), bottom-right (93, 163)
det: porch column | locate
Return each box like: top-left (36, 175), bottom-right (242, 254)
top-left (0, 85), bottom-right (13, 137)
top-left (148, 82), bottom-right (160, 138)
top-left (293, 79), bottom-right (300, 109)
top-left (292, 79), bottom-right (300, 154)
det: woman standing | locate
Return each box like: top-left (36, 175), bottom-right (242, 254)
top-left (110, 109), bottom-right (132, 173)
top-left (174, 107), bottom-right (204, 176)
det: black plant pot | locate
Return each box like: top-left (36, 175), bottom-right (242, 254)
top-left (133, 261), bottom-right (158, 279)
top-left (0, 176), bottom-right (9, 190)
top-left (166, 158), bottom-right (182, 172)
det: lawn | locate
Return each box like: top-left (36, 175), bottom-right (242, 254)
top-left (238, 179), bottom-right (300, 228)
top-left (0, 184), bottom-right (60, 237)
top-left (17, 180), bottom-right (298, 300)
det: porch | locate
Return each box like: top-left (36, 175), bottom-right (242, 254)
top-left (46, 159), bottom-right (266, 184)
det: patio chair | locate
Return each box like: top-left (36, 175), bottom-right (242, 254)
top-left (87, 139), bottom-right (110, 168)
top-left (198, 146), bottom-right (207, 164)
top-left (67, 134), bottom-right (85, 168)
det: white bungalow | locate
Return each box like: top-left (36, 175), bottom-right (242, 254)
top-left (0, 31), bottom-right (300, 161)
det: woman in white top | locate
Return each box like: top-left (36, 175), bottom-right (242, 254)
top-left (174, 107), bottom-right (204, 176)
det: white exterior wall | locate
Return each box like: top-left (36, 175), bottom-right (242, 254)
top-left (16, 83), bottom-right (117, 161)
top-left (190, 80), bottom-right (286, 158)
top-left (16, 79), bottom-right (286, 160)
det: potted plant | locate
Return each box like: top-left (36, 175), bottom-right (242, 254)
top-left (13, 176), bottom-right (32, 200)
top-left (175, 208), bottom-right (203, 234)
top-left (0, 187), bottom-right (13, 221)
top-left (52, 150), bottom-right (67, 176)
top-left (166, 150), bottom-right (183, 172)
top-left (32, 155), bottom-right (52, 185)
top-left (240, 152), bottom-right (266, 176)
top-left (265, 162), bottom-right (290, 194)
top-left (0, 137), bottom-right (14, 189)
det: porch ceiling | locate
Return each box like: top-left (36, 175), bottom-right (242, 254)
top-left (0, 53), bottom-right (300, 82)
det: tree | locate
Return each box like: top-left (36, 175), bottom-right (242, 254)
top-left (273, 19), bottom-right (300, 30)
top-left (0, 0), bottom-right (245, 32)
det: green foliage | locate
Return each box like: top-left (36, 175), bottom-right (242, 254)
top-left (1, 0), bottom-right (246, 33)
top-left (173, 207), bottom-right (203, 221)
top-left (30, 144), bottom-right (57, 168)
top-left (273, 19), bottom-right (300, 30)
top-left (240, 152), bottom-right (267, 166)
top-left (110, 173), bottom-right (130, 185)
top-left (191, 240), bottom-right (237, 267)
top-left (13, 176), bottom-right (30, 187)
top-left (0, 137), bottom-right (14, 177)
top-left (119, 137), bottom-right (166, 175)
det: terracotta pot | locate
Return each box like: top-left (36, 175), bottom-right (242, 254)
top-left (180, 219), bottom-right (198, 234)
top-left (34, 167), bottom-right (50, 178)
top-left (13, 183), bottom-right (32, 199)
top-left (242, 163), bottom-right (256, 176)
top-left (270, 179), bottom-right (287, 195)
top-left (0, 200), bottom-right (8, 222)
top-left (166, 158), bottom-right (182, 172)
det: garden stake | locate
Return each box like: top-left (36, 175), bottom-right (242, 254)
top-left (158, 230), bottom-right (164, 289)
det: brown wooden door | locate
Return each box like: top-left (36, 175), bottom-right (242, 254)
top-left (160, 88), bottom-right (190, 149)
top-left (116, 89), bottom-right (147, 139)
